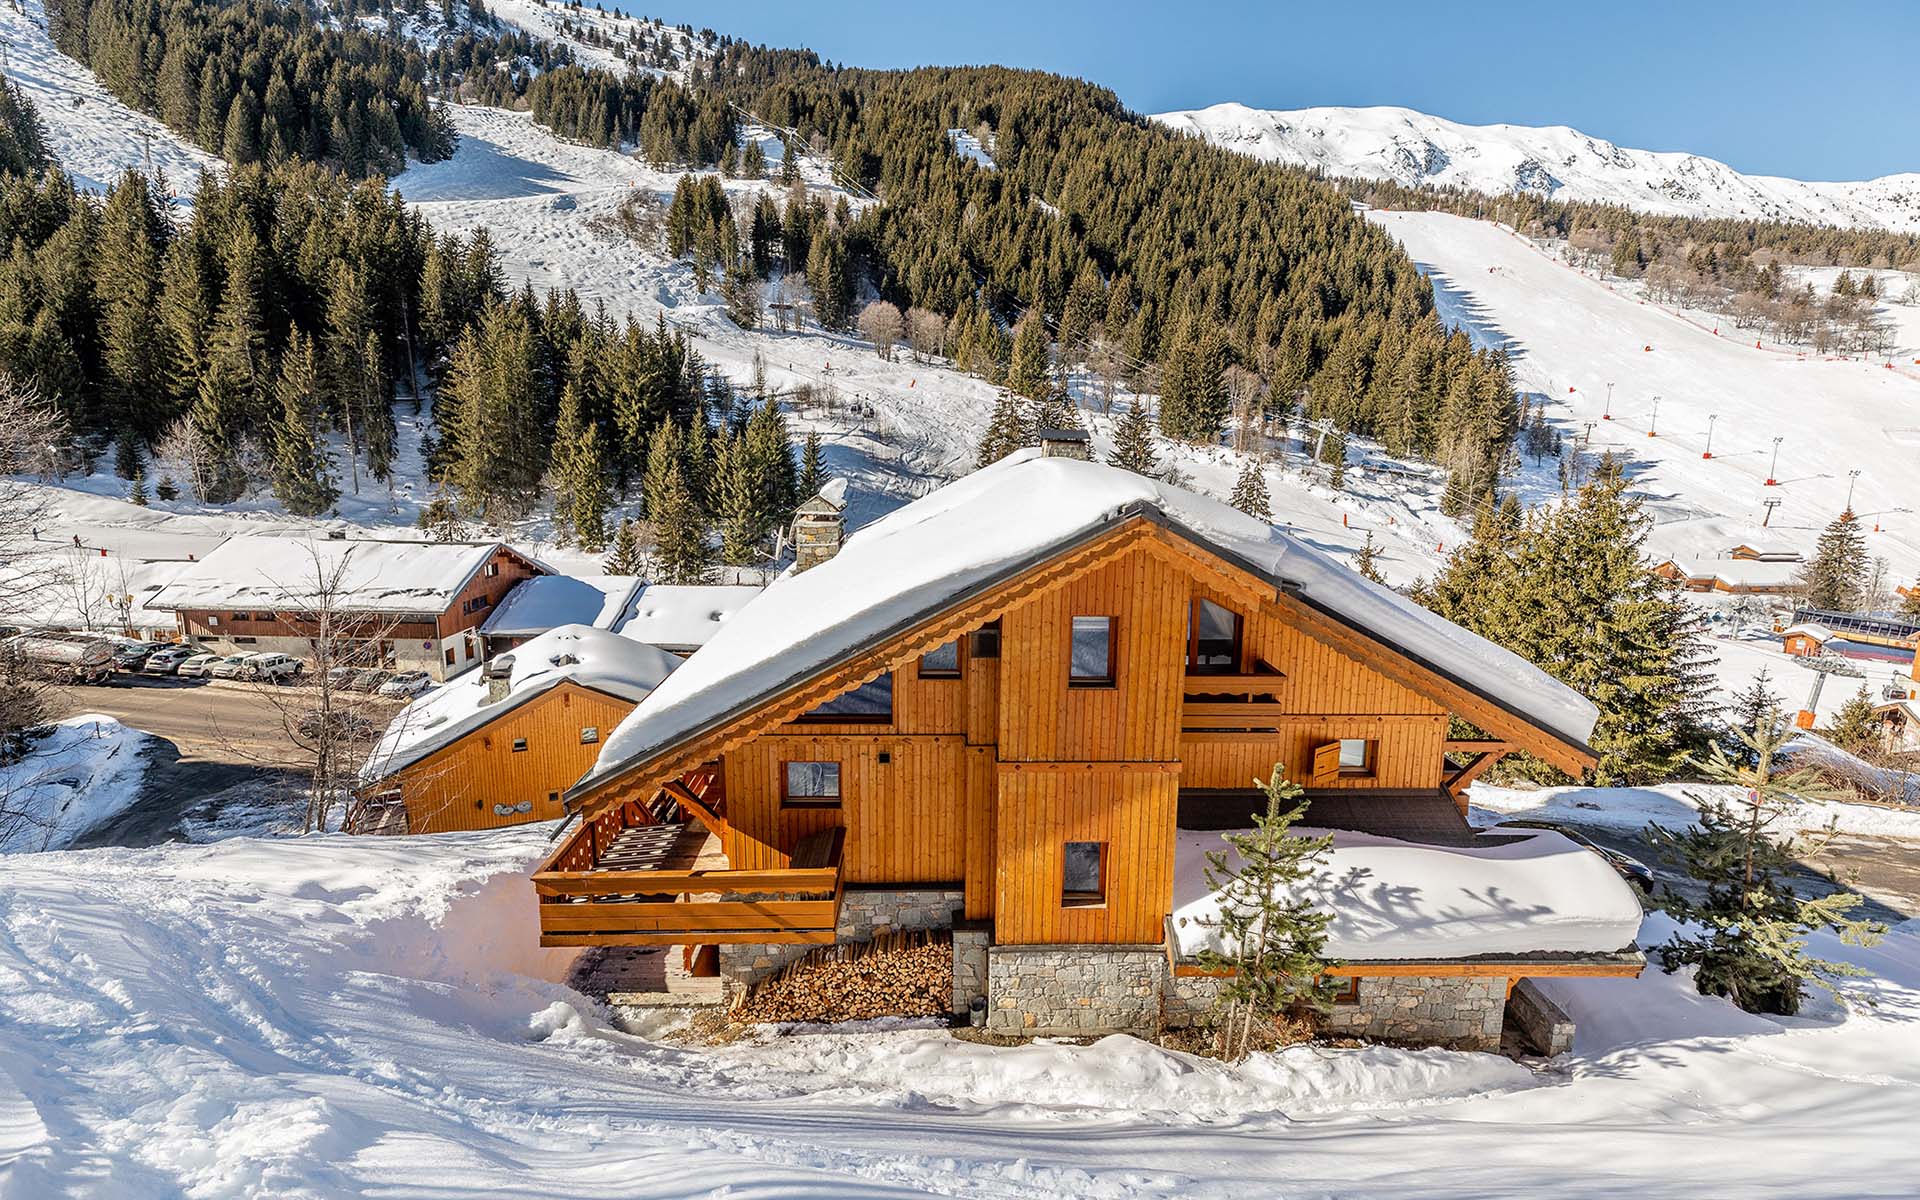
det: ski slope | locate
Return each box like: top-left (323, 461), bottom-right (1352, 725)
top-left (5, 825), bottom-right (1920, 1197)
top-left (1157, 103), bottom-right (1920, 232)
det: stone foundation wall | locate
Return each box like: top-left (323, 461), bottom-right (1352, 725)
top-left (1507, 978), bottom-right (1575, 1056)
top-left (952, 926), bottom-right (990, 1017)
top-left (1165, 969), bottom-right (1509, 1051)
top-left (717, 886), bottom-right (965, 998)
top-left (986, 945), bottom-right (1168, 1035)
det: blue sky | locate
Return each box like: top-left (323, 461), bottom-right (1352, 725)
top-left (642, 0), bottom-right (1918, 181)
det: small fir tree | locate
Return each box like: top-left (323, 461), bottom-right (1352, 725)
top-left (1723, 668), bottom-right (1785, 765)
top-left (604, 517), bottom-right (644, 574)
top-left (128, 465), bottom-right (149, 507)
top-left (1353, 531), bottom-right (1385, 583)
top-left (1228, 461), bottom-right (1272, 522)
top-left (797, 429), bottom-right (826, 500)
top-left (1901, 587), bottom-right (1920, 620)
top-left (1195, 765), bottom-right (1337, 1060)
top-left (415, 491), bottom-right (463, 542)
top-left (156, 475), bottom-right (179, 502)
top-left (1647, 720), bottom-right (1886, 1015)
top-left (1823, 685), bottom-right (1879, 755)
top-left (1804, 509), bottom-right (1869, 611)
top-left (1106, 400), bottom-right (1160, 478)
top-left (1320, 428), bottom-right (1347, 489)
top-left (976, 390), bottom-right (1031, 469)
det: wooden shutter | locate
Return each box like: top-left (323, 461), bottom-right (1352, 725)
top-left (1310, 741), bottom-right (1342, 786)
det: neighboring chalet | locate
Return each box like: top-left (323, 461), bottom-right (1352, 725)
top-left (531, 449), bottom-right (1643, 1048)
top-left (148, 536), bottom-right (546, 679)
top-left (1781, 608), bottom-right (1920, 666)
top-left (479, 576), bottom-right (763, 658)
top-left (1654, 556), bottom-right (1803, 595)
top-left (359, 625), bottom-right (680, 834)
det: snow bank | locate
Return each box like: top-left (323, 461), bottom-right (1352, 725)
top-left (1471, 779), bottom-right (1920, 839)
top-left (587, 452), bottom-right (1598, 792)
top-left (0, 715), bottom-right (151, 854)
top-left (1171, 827), bottom-right (1644, 960)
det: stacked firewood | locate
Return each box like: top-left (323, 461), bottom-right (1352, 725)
top-left (734, 930), bottom-right (952, 1024)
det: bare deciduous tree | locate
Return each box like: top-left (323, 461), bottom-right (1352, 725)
top-left (0, 375), bottom-right (69, 759)
top-left (905, 307), bottom-right (947, 362)
top-left (857, 300), bottom-right (905, 361)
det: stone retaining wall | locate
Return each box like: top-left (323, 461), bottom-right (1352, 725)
top-left (986, 945), bottom-right (1167, 1035)
top-left (1508, 978), bottom-right (1575, 1055)
top-left (1166, 968), bottom-right (1510, 1051)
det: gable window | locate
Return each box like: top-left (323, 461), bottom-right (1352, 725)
top-left (1069, 616), bottom-right (1114, 687)
top-left (782, 761), bottom-right (841, 807)
top-left (1338, 738), bottom-right (1374, 776)
top-left (971, 620), bottom-right (1001, 659)
top-left (1185, 598), bottom-right (1243, 674)
top-left (1062, 841), bottom-right (1106, 906)
top-left (580, 726), bottom-right (599, 744)
top-left (919, 640), bottom-right (961, 679)
top-left (799, 672), bottom-right (893, 722)
top-left (512, 738), bottom-right (529, 753)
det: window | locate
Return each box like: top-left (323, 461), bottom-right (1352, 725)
top-left (1338, 738), bottom-right (1374, 776)
top-left (444, 647), bottom-right (456, 667)
top-left (1069, 616), bottom-right (1114, 686)
top-left (231, 636), bottom-right (257, 645)
top-left (580, 726), bottom-right (599, 744)
top-left (971, 620), bottom-right (1001, 659)
top-left (782, 761), bottom-right (841, 806)
top-left (919, 640), bottom-right (961, 678)
top-left (230, 612), bottom-right (250, 622)
top-left (1062, 841), bottom-right (1106, 906)
top-left (486, 562), bottom-right (500, 577)
top-left (799, 672), bottom-right (893, 722)
top-left (1185, 598), bottom-right (1242, 674)
top-left (1329, 975), bottom-right (1360, 1005)
top-left (511, 738), bottom-right (528, 753)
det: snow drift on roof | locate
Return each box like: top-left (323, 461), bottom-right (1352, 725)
top-left (1171, 827), bottom-right (1644, 961)
top-left (582, 452), bottom-right (1599, 791)
top-left (365, 625), bottom-right (680, 780)
top-left (610, 584), bottom-right (764, 650)
top-left (149, 537), bottom-right (519, 615)
top-left (480, 575), bottom-right (641, 637)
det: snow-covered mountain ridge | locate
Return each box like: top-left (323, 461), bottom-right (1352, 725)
top-left (1153, 103), bottom-right (1920, 233)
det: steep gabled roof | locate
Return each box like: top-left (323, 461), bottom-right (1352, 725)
top-left (148, 537), bottom-right (546, 616)
top-left (480, 575), bottom-right (644, 637)
top-left (572, 452), bottom-right (1600, 807)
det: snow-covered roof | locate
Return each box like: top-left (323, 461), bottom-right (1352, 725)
top-left (1783, 622), bottom-right (1834, 643)
top-left (1170, 827), bottom-right (1644, 961)
top-left (480, 575), bottom-right (642, 637)
top-left (148, 537), bottom-right (536, 616)
top-left (364, 625), bottom-right (681, 781)
top-left (609, 584), bottom-right (764, 652)
top-left (1666, 558), bottom-right (1802, 587)
top-left (578, 452), bottom-right (1600, 797)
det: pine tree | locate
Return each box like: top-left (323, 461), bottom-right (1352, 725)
top-left (1228, 461), bottom-right (1272, 522)
top-left (156, 475), bottom-right (179, 502)
top-left (1321, 428), bottom-right (1347, 489)
top-left (1194, 765), bottom-right (1337, 1059)
top-left (1107, 400), bottom-right (1160, 478)
top-left (550, 383), bottom-right (608, 550)
top-left (976, 389), bottom-right (1031, 469)
top-left (1823, 685), bottom-right (1879, 755)
top-left (1724, 668), bottom-right (1785, 765)
top-left (1007, 315), bottom-right (1051, 400)
top-left (416, 491), bottom-right (463, 542)
top-left (649, 461), bottom-right (715, 584)
top-left (604, 516), bottom-right (644, 574)
top-left (1353, 531), bottom-right (1385, 583)
top-left (1902, 587), bottom-right (1920, 620)
top-left (128, 465), bottom-right (149, 507)
top-left (797, 429), bottom-right (826, 499)
top-left (1647, 720), bottom-right (1886, 1015)
top-left (269, 330), bottom-right (338, 518)
top-left (1804, 509), bottom-right (1869, 611)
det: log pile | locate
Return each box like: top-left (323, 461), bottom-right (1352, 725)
top-left (733, 930), bottom-right (952, 1024)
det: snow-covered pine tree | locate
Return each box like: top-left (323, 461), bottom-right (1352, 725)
top-left (1353, 531), bottom-right (1385, 583)
top-left (1822, 685), bottom-right (1879, 755)
top-left (976, 390), bottom-right (1030, 469)
top-left (604, 517), bottom-right (643, 574)
top-left (1228, 460), bottom-right (1271, 522)
top-left (1804, 509), bottom-right (1869, 611)
top-left (1647, 719), bottom-right (1886, 1015)
top-left (1195, 765), bottom-right (1337, 1059)
top-left (1106, 399), bottom-right (1160, 478)
top-left (269, 329), bottom-right (338, 518)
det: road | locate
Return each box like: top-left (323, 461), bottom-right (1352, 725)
top-left (50, 674), bottom-right (394, 846)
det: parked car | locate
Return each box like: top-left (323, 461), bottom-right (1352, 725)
top-left (111, 641), bottom-right (155, 671)
top-left (244, 652), bottom-right (305, 683)
top-left (176, 652), bottom-right (223, 678)
top-left (325, 665), bottom-right (358, 690)
top-left (1496, 820), bottom-right (1656, 894)
top-left (376, 670), bottom-right (432, 700)
top-left (344, 669), bottom-right (393, 693)
top-left (208, 653), bottom-right (261, 680)
top-left (142, 645), bottom-right (197, 676)
top-left (3, 632), bottom-right (116, 685)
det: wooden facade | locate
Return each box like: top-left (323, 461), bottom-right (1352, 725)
top-left (540, 519), bottom-right (1598, 950)
top-left (380, 682), bottom-right (639, 834)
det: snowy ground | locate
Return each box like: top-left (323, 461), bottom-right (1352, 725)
top-left (0, 715), bottom-right (151, 854)
top-left (5, 826), bottom-right (1920, 1197)
top-left (1471, 779), bottom-right (1920, 841)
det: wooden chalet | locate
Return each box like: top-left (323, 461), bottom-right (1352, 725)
top-left (533, 450), bottom-right (1642, 1044)
top-left (149, 536), bottom-right (546, 680)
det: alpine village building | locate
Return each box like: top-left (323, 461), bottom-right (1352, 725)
top-left (529, 445), bottom-right (1644, 1049)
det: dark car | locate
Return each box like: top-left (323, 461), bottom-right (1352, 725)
top-left (112, 642), bottom-right (155, 670)
top-left (1496, 820), bottom-right (1656, 893)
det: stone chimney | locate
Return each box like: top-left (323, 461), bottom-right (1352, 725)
top-left (793, 477), bottom-right (848, 573)
top-left (482, 653), bottom-right (515, 705)
top-left (1037, 428), bottom-right (1091, 460)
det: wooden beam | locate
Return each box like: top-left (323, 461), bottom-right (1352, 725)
top-left (662, 779), bottom-right (727, 841)
top-left (532, 866), bottom-right (838, 896)
top-left (1443, 749), bottom-right (1510, 811)
top-left (540, 929), bottom-right (838, 947)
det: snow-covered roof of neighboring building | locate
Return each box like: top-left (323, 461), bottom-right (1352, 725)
top-left (578, 452), bottom-right (1601, 797)
top-left (1783, 622), bottom-right (1834, 643)
top-left (1170, 827), bottom-right (1645, 961)
top-left (1665, 557), bottom-right (1802, 588)
top-left (480, 575), bottom-right (642, 637)
top-left (609, 584), bottom-right (764, 652)
top-left (148, 537), bottom-right (537, 616)
top-left (363, 625), bottom-right (680, 781)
